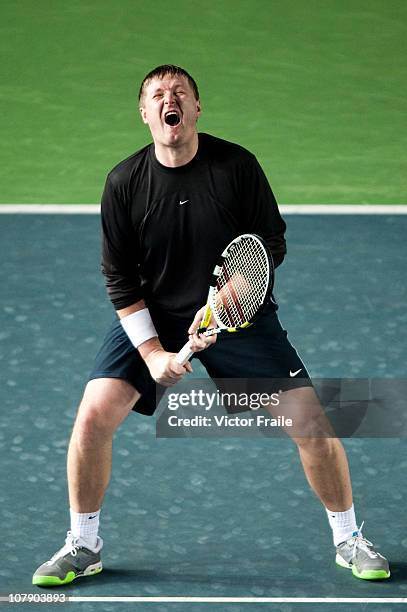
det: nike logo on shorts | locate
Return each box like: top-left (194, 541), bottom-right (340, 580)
top-left (289, 368), bottom-right (302, 377)
top-left (179, 200), bottom-right (189, 205)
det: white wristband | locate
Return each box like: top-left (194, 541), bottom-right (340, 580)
top-left (120, 308), bottom-right (158, 348)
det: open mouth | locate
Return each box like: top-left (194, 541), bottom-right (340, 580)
top-left (164, 111), bottom-right (181, 126)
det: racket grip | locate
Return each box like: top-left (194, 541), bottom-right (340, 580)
top-left (175, 341), bottom-right (194, 365)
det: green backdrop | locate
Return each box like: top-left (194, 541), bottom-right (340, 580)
top-left (1, 0), bottom-right (406, 203)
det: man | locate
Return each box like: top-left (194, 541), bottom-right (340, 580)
top-left (33, 65), bottom-right (389, 586)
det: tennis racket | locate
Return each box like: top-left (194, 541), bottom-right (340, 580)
top-left (175, 233), bottom-right (274, 365)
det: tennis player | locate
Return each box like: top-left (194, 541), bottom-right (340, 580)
top-left (33, 65), bottom-right (389, 586)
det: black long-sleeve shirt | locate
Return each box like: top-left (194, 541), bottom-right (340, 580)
top-left (101, 133), bottom-right (286, 320)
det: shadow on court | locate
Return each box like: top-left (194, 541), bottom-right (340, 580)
top-left (1, 214), bottom-right (407, 612)
top-left (79, 558), bottom-right (407, 589)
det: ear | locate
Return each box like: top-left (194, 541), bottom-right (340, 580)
top-left (196, 100), bottom-right (201, 118)
top-left (139, 106), bottom-right (148, 124)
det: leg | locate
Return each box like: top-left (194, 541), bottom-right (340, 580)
top-left (268, 386), bottom-right (352, 510)
top-left (199, 310), bottom-right (389, 579)
top-left (33, 315), bottom-right (158, 587)
top-left (33, 377), bottom-right (140, 587)
top-left (295, 436), bottom-right (352, 511)
top-left (269, 386), bottom-right (390, 579)
top-left (67, 378), bottom-right (140, 512)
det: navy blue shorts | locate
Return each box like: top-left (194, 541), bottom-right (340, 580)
top-left (89, 303), bottom-right (311, 416)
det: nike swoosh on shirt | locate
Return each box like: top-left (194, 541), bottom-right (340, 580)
top-left (179, 200), bottom-right (189, 205)
top-left (289, 368), bottom-right (302, 377)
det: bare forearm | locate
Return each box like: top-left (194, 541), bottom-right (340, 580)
top-left (137, 336), bottom-right (165, 362)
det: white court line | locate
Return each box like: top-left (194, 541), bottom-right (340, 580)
top-left (3, 596), bottom-right (403, 603)
top-left (1, 596), bottom-right (406, 604)
top-left (64, 596), bottom-right (406, 603)
top-left (0, 204), bottom-right (407, 214)
top-left (281, 204), bottom-right (407, 214)
top-left (0, 204), bottom-right (101, 213)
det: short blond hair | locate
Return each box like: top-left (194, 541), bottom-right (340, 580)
top-left (138, 64), bottom-right (199, 103)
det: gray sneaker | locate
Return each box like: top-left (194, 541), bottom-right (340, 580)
top-left (33, 531), bottom-right (103, 586)
top-left (336, 524), bottom-right (390, 580)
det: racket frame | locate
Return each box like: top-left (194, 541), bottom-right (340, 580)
top-left (202, 233), bottom-right (274, 333)
top-left (175, 234), bottom-right (274, 365)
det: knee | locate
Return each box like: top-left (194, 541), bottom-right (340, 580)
top-left (294, 436), bottom-right (336, 458)
top-left (72, 397), bottom-right (116, 446)
top-left (71, 379), bottom-right (138, 447)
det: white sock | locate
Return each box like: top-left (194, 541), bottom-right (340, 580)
top-left (70, 508), bottom-right (100, 550)
top-left (325, 504), bottom-right (358, 546)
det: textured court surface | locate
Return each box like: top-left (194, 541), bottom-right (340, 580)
top-left (1, 214), bottom-right (406, 612)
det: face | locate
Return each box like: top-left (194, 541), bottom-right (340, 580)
top-left (139, 75), bottom-right (201, 147)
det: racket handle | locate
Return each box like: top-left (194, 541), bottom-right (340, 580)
top-left (175, 341), bottom-right (194, 365)
top-left (175, 329), bottom-right (222, 365)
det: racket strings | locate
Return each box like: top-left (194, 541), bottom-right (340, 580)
top-left (213, 237), bottom-right (269, 327)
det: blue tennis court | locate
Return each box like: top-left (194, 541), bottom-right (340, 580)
top-left (1, 211), bottom-right (406, 612)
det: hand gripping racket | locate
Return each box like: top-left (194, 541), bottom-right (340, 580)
top-left (175, 233), bottom-right (274, 365)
